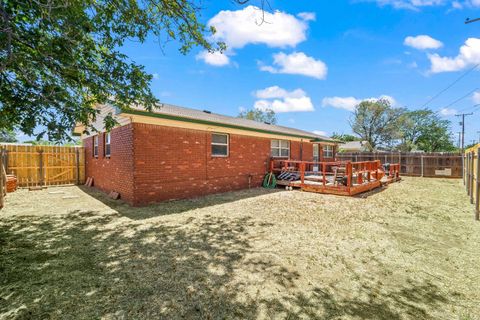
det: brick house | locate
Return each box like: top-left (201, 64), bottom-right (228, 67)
top-left (75, 103), bottom-right (338, 206)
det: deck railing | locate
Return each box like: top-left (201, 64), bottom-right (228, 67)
top-left (269, 159), bottom-right (399, 196)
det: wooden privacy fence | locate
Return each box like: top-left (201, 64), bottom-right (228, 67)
top-left (464, 144), bottom-right (480, 220)
top-left (336, 152), bottom-right (463, 178)
top-left (0, 144), bottom-right (85, 187)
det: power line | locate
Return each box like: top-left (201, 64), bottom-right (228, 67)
top-left (439, 88), bottom-right (479, 110)
top-left (422, 63), bottom-right (479, 108)
top-left (458, 103), bottom-right (480, 113)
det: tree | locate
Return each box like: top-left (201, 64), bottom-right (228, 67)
top-left (398, 109), bottom-right (456, 152)
top-left (238, 108), bottom-right (277, 124)
top-left (0, 129), bottom-right (17, 143)
top-left (330, 133), bottom-right (360, 142)
top-left (0, 0), bottom-right (247, 142)
top-left (349, 99), bottom-right (405, 149)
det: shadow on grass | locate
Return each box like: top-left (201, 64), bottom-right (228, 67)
top-left (0, 208), bottom-right (453, 319)
top-left (78, 186), bottom-right (281, 220)
top-left (0, 210), bottom-right (272, 318)
top-left (261, 277), bottom-right (448, 319)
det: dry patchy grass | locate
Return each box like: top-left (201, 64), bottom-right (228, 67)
top-left (0, 177), bottom-right (479, 319)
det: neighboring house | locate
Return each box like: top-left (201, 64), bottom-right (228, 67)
top-left (75, 103), bottom-right (338, 205)
top-left (339, 141), bottom-right (372, 152)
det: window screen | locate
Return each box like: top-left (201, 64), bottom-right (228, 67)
top-left (93, 135), bottom-right (99, 157)
top-left (271, 140), bottom-right (290, 158)
top-left (211, 133), bottom-right (228, 156)
top-left (104, 132), bottom-right (111, 157)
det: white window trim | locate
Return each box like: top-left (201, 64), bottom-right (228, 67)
top-left (93, 135), bottom-right (99, 158)
top-left (271, 140), bottom-right (290, 158)
top-left (323, 145), bottom-right (334, 158)
top-left (211, 133), bottom-right (229, 157)
top-left (104, 132), bottom-right (111, 158)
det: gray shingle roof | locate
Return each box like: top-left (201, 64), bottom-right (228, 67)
top-left (340, 141), bottom-right (370, 150)
top-left (128, 103), bottom-right (335, 142)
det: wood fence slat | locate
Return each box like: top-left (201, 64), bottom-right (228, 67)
top-left (0, 144), bottom-right (85, 187)
top-left (336, 152), bottom-right (463, 178)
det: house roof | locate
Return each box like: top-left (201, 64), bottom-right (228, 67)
top-left (339, 141), bottom-right (370, 150)
top-left (123, 103), bottom-right (336, 142)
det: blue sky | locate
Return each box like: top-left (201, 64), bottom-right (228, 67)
top-left (120, 1), bottom-right (479, 144)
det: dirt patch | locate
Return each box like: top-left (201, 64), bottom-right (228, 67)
top-left (1, 178), bottom-right (479, 319)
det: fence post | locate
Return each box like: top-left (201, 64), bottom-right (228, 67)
top-left (421, 155), bottom-right (424, 177)
top-left (75, 148), bottom-right (80, 185)
top-left (0, 156), bottom-right (4, 209)
top-left (466, 152), bottom-right (470, 195)
top-left (38, 150), bottom-right (44, 187)
top-left (1, 147), bottom-right (7, 173)
top-left (470, 151), bottom-right (474, 204)
top-left (475, 148), bottom-right (479, 221)
top-left (399, 152), bottom-right (402, 175)
top-left (463, 152), bottom-right (466, 186)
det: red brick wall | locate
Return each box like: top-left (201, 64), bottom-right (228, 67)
top-left (84, 124), bottom-right (135, 203)
top-left (85, 122), bottom-right (336, 205)
top-left (131, 123), bottom-right (277, 205)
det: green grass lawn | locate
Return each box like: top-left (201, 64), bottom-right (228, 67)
top-left (0, 177), bottom-right (479, 319)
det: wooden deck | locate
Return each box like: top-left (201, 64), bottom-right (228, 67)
top-left (270, 160), bottom-right (400, 196)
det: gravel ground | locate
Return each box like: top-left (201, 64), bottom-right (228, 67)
top-left (0, 177), bottom-right (479, 320)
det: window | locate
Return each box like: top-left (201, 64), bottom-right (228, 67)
top-left (104, 132), bottom-right (111, 158)
top-left (211, 133), bottom-right (229, 156)
top-left (323, 145), bottom-right (334, 158)
top-left (93, 135), bottom-right (99, 158)
top-left (271, 140), bottom-right (290, 158)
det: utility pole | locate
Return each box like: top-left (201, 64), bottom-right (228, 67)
top-left (458, 132), bottom-right (462, 149)
top-left (456, 112), bottom-right (474, 153)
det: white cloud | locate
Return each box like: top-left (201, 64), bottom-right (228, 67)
top-left (321, 97), bottom-right (361, 112)
top-left (473, 91), bottom-right (480, 104)
top-left (255, 86), bottom-right (290, 99)
top-left (440, 108), bottom-right (458, 116)
top-left (208, 6), bottom-right (310, 49)
top-left (367, 0), bottom-right (480, 9)
top-left (368, 0), bottom-right (446, 10)
top-left (404, 35), bottom-right (443, 50)
top-left (429, 38), bottom-right (480, 73)
top-left (253, 86), bottom-right (314, 113)
top-left (260, 52), bottom-right (328, 79)
top-left (452, 1), bottom-right (463, 8)
top-left (297, 12), bottom-right (316, 21)
top-left (322, 95), bottom-right (396, 112)
top-left (196, 51), bottom-right (230, 66)
top-left (313, 130), bottom-right (328, 136)
top-left (457, 0), bottom-right (480, 9)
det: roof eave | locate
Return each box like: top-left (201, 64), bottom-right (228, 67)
top-left (122, 109), bottom-right (333, 142)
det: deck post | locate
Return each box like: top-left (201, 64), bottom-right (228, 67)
top-left (346, 162), bottom-right (352, 193)
top-left (300, 162), bottom-right (305, 186)
top-left (322, 163), bottom-right (326, 187)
